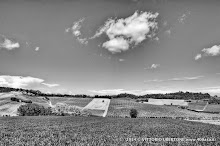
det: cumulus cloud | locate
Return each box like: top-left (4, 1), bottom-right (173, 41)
top-left (0, 75), bottom-right (44, 88)
top-left (89, 89), bottom-right (172, 95)
top-left (0, 37), bottom-right (20, 50)
top-left (195, 45), bottom-right (220, 60)
top-left (35, 47), bottom-right (40, 51)
top-left (0, 75), bottom-right (59, 89)
top-left (103, 37), bottom-right (129, 53)
top-left (91, 11), bottom-right (159, 53)
top-left (202, 45), bottom-right (220, 56)
top-left (144, 64), bottom-right (160, 69)
top-left (66, 18), bottom-right (88, 45)
top-left (41, 83), bottom-right (60, 88)
top-left (150, 64), bottom-right (160, 69)
top-left (194, 54), bottom-right (202, 60)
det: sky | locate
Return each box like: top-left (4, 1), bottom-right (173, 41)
top-left (0, 0), bottom-right (220, 95)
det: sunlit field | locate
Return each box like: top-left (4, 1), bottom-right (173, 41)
top-left (107, 99), bottom-right (220, 118)
top-left (0, 116), bottom-right (219, 146)
top-left (49, 97), bottom-right (92, 107)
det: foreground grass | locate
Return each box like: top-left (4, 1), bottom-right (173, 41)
top-left (0, 116), bottom-right (219, 146)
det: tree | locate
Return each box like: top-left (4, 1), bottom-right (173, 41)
top-left (17, 103), bottom-right (52, 116)
top-left (130, 109), bottom-right (138, 118)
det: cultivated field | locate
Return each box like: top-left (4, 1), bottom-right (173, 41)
top-left (188, 101), bottom-right (208, 111)
top-left (0, 116), bottom-right (219, 146)
top-left (204, 104), bottom-right (220, 113)
top-left (49, 97), bottom-right (92, 107)
top-left (107, 99), bottom-right (220, 118)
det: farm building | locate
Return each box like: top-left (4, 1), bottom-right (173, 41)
top-left (146, 98), bottom-right (188, 106)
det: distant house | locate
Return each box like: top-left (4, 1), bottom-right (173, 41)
top-left (147, 98), bottom-right (188, 106)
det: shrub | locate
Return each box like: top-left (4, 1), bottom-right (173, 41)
top-left (17, 103), bottom-right (52, 116)
top-left (51, 103), bottom-right (85, 116)
top-left (11, 97), bottom-right (20, 102)
top-left (130, 109), bottom-right (138, 118)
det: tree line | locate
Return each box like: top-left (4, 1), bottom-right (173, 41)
top-left (0, 87), bottom-right (218, 100)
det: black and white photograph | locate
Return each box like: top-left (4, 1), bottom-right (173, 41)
top-left (0, 0), bottom-right (220, 145)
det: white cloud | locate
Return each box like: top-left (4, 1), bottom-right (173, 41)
top-left (0, 75), bottom-right (44, 88)
top-left (144, 76), bottom-right (203, 83)
top-left (0, 38), bottom-right (20, 50)
top-left (194, 54), bottom-right (202, 60)
top-left (66, 18), bottom-right (88, 45)
top-left (150, 64), bottom-right (160, 69)
top-left (91, 11), bottom-right (159, 53)
top-left (144, 64), bottom-right (160, 70)
top-left (68, 18), bottom-right (85, 34)
top-left (195, 45), bottom-right (220, 60)
top-left (41, 83), bottom-right (60, 88)
top-left (119, 59), bottom-right (125, 62)
top-left (89, 89), bottom-right (172, 95)
top-left (35, 47), bottom-right (40, 51)
top-left (0, 75), bottom-right (59, 89)
top-left (195, 86), bottom-right (220, 95)
top-left (89, 89), bottom-right (169, 95)
top-left (202, 45), bottom-right (220, 56)
top-left (168, 76), bottom-right (204, 81)
top-left (102, 37), bottom-right (129, 53)
top-left (144, 79), bottom-right (164, 83)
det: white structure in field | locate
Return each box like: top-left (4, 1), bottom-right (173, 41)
top-left (147, 98), bottom-right (188, 106)
top-left (83, 98), bottom-right (111, 117)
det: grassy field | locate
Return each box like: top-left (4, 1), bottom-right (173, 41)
top-left (204, 104), bottom-right (220, 113)
top-left (49, 97), bottom-right (92, 107)
top-left (0, 116), bottom-right (219, 146)
top-left (107, 99), bottom-right (220, 118)
top-left (187, 101), bottom-right (207, 111)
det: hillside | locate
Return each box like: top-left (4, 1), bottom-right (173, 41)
top-left (0, 87), bottom-right (219, 118)
top-left (0, 91), bottom-right (50, 116)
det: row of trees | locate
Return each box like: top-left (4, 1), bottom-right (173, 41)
top-left (17, 103), bottom-right (92, 117)
top-left (0, 87), bottom-right (89, 98)
top-left (0, 87), bottom-right (217, 100)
